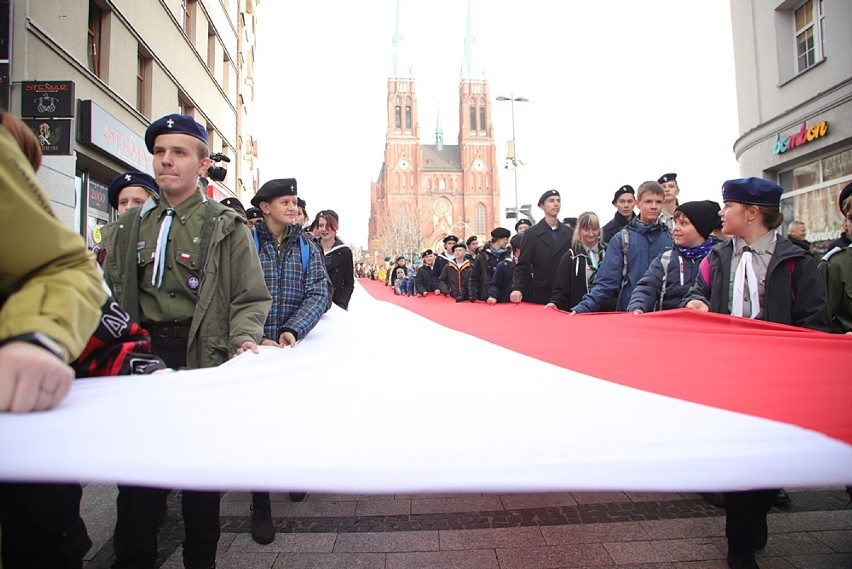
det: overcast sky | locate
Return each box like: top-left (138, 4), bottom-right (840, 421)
top-left (253, 0), bottom-right (741, 250)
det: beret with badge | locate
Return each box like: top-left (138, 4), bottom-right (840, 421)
top-left (442, 234), bottom-right (459, 244)
top-left (245, 207), bottom-right (264, 221)
top-left (658, 173), bottom-right (677, 184)
top-left (107, 171), bottom-right (159, 210)
top-left (421, 249), bottom-right (434, 258)
top-left (612, 184), bottom-right (635, 204)
top-left (514, 218), bottom-right (532, 231)
top-left (721, 177), bottom-right (783, 207)
top-left (144, 114), bottom-right (208, 154)
top-left (250, 178), bottom-right (298, 207)
top-left (538, 189), bottom-right (560, 206)
top-left (220, 197), bottom-right (246, 217)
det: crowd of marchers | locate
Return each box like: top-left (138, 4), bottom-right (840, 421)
top-left (1, 104), bottom-right (851, 569)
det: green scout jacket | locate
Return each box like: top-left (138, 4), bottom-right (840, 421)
top-left (101, 191), bottom-right (271, 368)
top-left (0, 126), bottom-right (105, 362)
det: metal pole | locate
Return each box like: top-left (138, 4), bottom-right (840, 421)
top-left (510, 94), bottom-right (518, 216)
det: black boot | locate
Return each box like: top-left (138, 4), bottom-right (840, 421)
top-left (727, 551), bottom-right (760, 569)
top-left (250, 492), bottom-right (274, 545)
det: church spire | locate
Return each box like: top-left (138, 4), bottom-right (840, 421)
top-left (461, 0), bottom-right (476, 80)
top-left (390, 0), bottom-right (412, 78)
top-left (435, 105), bottom-right (444, 151)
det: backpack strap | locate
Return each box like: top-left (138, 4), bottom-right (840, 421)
top-left (621, 226), bottom-right (630, 281)
top-left (658, 249), bottom-right (673, 310)
top-left (299, 235), bottom-right (310, 275)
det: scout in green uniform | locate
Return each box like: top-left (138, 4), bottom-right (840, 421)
top-left (100, 113), bottom-right (271, 569)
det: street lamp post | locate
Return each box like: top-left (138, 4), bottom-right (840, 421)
top-left (496, 94), bottom-right (529, 220)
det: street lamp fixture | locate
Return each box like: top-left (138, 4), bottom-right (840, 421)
top-left (496, 94), bottom-right (529, 222)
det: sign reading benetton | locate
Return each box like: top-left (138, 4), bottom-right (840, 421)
top-left (773, 119), bottom-right (828, 155)
top-left (20, 81), bottom-right (75, 118)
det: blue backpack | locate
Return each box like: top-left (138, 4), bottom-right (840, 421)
top-left (253, 228), bottom-right (310, 275)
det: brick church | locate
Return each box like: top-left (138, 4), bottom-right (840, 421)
top-left (367, 0), bottom-right (501, 257)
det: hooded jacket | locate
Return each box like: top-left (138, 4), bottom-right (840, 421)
top-left (683, 236), bottom-right (828, 331)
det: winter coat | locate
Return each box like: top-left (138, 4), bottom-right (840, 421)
top-left (549, 243), bottom-right (609, 312)
top-left (414, 263), bottom-right (441, 295)
top-left (469, 247), bottom-right (510, 301)
top-left (512, 219), bottom-right (573, 305)
top-left (573, 219), bottom-right (671, 313)
top-left (602, 212), bottom-right (635, 245)
top-left (627, 246), bottom-right (704, 313)
top-left (102, 196), bottom-right (271, 368)
top-left (439, 260), bottom-right (472, 300)
top-left (489, 259), bottom-right (521, 303)
top-left (0, 126), bottom-right (105, 361)
top-left (683, 236), bottom-right (828, 331)
top-left (323, 239), bottom-right (354, 310)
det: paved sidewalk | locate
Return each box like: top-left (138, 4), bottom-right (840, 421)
top-left (81, 486), bottom-right (852, 568)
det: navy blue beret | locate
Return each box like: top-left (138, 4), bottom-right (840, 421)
top-left (538, 189), bottom-right (560, 206)
top-left (612, 184), bottom-right (635, 204)
top-left (490, 227), bottom-right (511, 239)
top-left (251, 178), bottom-right (298, 207)
top-left (658, 173), bottom-right (677, 184)
top-left (722, 177), bottom-right (783, 207)
top-left (220, 197), bottom-right (246, 216)
top-left (107, 171), bottom-right (159, 210)
top-left (245, 207), bottom-right (264, 220)
top-left (145, 114), bottom-right (208, 153)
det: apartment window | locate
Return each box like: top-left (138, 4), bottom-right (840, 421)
top-left (136, 50), bottom-right (151, 116)
top-left (222, 55), bottom-right (231, 94)
top-left (87, 2), bottom-right (102, 76)
top-left (181, 0), bottom-right (194, 38)
top-left (207, 23), bottom-right (217, 70)
top-left (178, 94), bottom-right (194, 117)
top-left (794, 0), bottom-right (824, 73)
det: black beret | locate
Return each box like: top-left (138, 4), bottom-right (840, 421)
top-left (510, 233), bottom-right (524, 249)
top-left (452, 242), bottom-right (467, 250)
top-left (466, 236), bottom-right (478, 245)
top-left (839, 181), bottom-right (852, 214)
top-left (443, 234), bottom-right (459, 244)
top-left (245, 207), bottom-right (264, 221)
top-left (514, 219), bottom-right (532, 230)
top-left (676, 200), bottom-right (721, 240)
top-left (145, 114), bottom-right (207, 153)
top-left (421, 249), bottom-right (434, 258)
top-left (107, 172), bottom-right (159, 210)
top-left (612, 184), bottom-right (635, 204)
top-left (297, 197), bottom-right (306, 209)
top-left (490, 227), bottom-right (511, 239)
top-left (538, 189), bottom-right (560, 206)
top-left (251, 178), bottom-right (298, 207)
top-left (220, 197), bottom-right (246, 216)
top-left (721, 177), bottom-right (782, 207)
top-left (658, 173), bottom-right (677, 184)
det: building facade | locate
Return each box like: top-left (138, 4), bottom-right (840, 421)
top-left (730, 0), bottom-right (852, 251)
top-left (3, 0), bottom-right (259, 246)
top-left (368, 0), bottom-right (500, 256)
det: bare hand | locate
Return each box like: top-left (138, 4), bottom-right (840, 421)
top-left (544, 303), bottom-right (556, 310)
top-left (685, 300), bottom-right (709, 312)
top-left (260, 338), bottom-right (281, 348)
top-left (0, 342), bottom-right (73, 412)
top-left (567, 311), bottom-right (577, 317)
top-left (278, 331), bottom-right (297, 347)
top-left (486, 297), bottom-right (497, 305)
top-left (235, 340), bottom-right (260, 356)
top-left (633, 309), bottom-right (644, 315)
top-left (509, 291), bottom-right (522, 303)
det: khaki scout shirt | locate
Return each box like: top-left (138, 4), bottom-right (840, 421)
top-left (138, 191), bottom-right (206, 324)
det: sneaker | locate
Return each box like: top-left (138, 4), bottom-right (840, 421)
top-left (289, 492), bottom-right (308, 502)
top-left (250, 492), bottom-right (274, 545)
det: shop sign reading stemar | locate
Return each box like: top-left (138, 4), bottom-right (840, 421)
top-left (773, 119), bottom-right (828, 155)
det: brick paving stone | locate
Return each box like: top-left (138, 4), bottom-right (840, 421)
top-left (811, 529), bottom-right (852, 552)
top-left (604, 538), bottom-right (724, 565)
top-left (540, 521), bottom-right (650, 545)
top-left (272, 552), bottom-right (386, 569)
top-left (783, 552), bottom-right (852, 569)
top-left (386, 549), bottom-right (500, 569)
top-left (496, 543), bottom-right (613, 568)
top-left (440, 527), bottom-right (546, 550)
top-left (333, 530), bottom-right (440, 552)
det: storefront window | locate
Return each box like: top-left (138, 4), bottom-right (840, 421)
top-left (783, 147), bottom-right (852, 248)
top-left (85, 174), bottom-right (110, 250)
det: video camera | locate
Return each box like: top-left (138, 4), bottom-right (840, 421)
top-left (207, 152), bottom-right (230, 182)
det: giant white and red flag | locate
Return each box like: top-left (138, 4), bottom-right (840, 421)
top-left (0, 279), bottom-right (849, 492)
